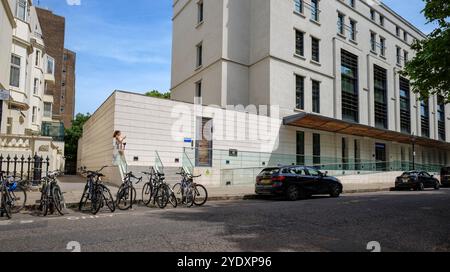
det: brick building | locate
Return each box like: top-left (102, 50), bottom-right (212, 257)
top-left (36, 7), bottom-right (76, 129)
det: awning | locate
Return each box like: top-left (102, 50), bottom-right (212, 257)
top-left (283, 112), bottom-right (450, 150)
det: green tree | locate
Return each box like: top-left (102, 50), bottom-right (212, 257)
top-left (145, 90), bottom-right (171, 99)
top-left (64, 113), bottom-right (91, 162)
top-left (402, 0), bottom-right (450, 103)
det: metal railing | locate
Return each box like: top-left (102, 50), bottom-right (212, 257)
top-left (0, 154), bottom-right (50, 184)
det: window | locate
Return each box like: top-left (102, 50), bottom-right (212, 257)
top-left (195, 81), bottom-right (202, 98)
top-left (379, 15), bottom-right (384, 27)
top-left (60, 107), bottom-right (65, 113)
top-left (403, 50), bottom-right (409, 64)
top-left (32, 106), bottom-right (37, 123)
top-left (403, 31), bottom-right (408, 42)
top-left (296, 131), bottom-right (305, 165)
top-left (396, 26), bottom-right (401, 37)
top-left (47, 56), bottom-right (55, 75)
top-left (312, 80), bottom-right (320, 113)
top-left (33, 78), bottom-right (39, 95)
top-left (341, 50), bottom-right (359, 123)
top-left (311, 37), bottom-right (320, 62)
top-left (296, 75), bottom-right (305, 110)
top-left (6, 117), bottom-right (13, 135)
top-left (337, 13), bottom-right (345, 35)
top-left (44, 102), bottom-right (52, 118)
top-left (354, 139), bottom-right (361, 170)
top-left (396, 47), bottom-right (402, 65)
top-left (370, 32), bottom-right (377, 52)
top-left (196, 43), bottom-right (203, 68)
top-left (313, 133), bottom-right (321, 165)
top-left (9, 55), bottom-right (20, 88)
top-left (35, 50), bottom-right (40, 66)
top-left (370, 9), bottom-right (376, 21)
top-left (399, 77), bottom-right (411, 134)
top-left (15, 0), bottom-right (27, 21)
top-left (294, 0), bottom-right (303, 14)
top-left (421, 99), bottom-right (430, 138)
top-left (438, 96), bottom-right (446, 141)
top-left (349, 19), bottom-right (356, 41)
top-left (380, 37), bottom-right (386, 57)
top-left (348, 0), bottom-right (355, 8)
top-left (197, 0), bottom-right (204, 23)
top-left (342, 138), bottom-right (349, 170)
top-left (311, 0), bottom-right (319, 22)
top-left (295, 30), bottom-right (304, 56)
top-left (374, 65), bottom-right (388, 129)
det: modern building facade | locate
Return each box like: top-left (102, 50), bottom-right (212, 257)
top-left (0, 0), bottom-right (64, 172)
top-left (171, 0), bottom-right (450, 171)
top-left (36, 7), bottom-right (76, 129)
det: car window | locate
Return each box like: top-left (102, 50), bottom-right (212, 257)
top-left (294, 167), bottom-right (305, 175)
top-left (421, 172), bottom-right (431, 178)
top-left (260, 168), bottom-right (279, 176)
top-left (307, 168), bottom-right (321, 177)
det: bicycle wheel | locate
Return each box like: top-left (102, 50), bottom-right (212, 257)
top-left (52, 186), bottom-right (65, 216)
top-left (91, 187), bottom-right (103, 215)
top-left (117, 184), bottom-right (134, 210)
top-left (41, 193), bottom-right (49, 216)
top-left (78, 184), bottom-right (89, 211)
top-left (185, 186), bottom-right (195, 207)
top-left (10, 185), bottom-right (27, 213)
top-left (1, 191), bottom-right (12, 219)
top-left (193, 184), bottom-right (208, 206)
top-left (142, 182), bottom-right (153, 206)
top-left (155, 185), bottom-right (168, 209)
top-left (172, 183), bottom-right (182, 204)
top-left (101, 185), bottom-right (116, 213)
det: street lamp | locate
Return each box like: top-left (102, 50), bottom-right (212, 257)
top-left (411, 134), bottom-right (416, 171)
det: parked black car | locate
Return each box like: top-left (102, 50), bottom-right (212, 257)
top-left (255, 166), bottom-right (343, 201)
top-left (440, 167), bottom-right (450, 187)
top-left (395, 171), bottom-right (441, 191)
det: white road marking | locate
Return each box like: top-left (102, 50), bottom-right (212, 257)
top-left (20, 220), bottom-right (34, 224)
top-left (0, 221), bottom-right (12, 226)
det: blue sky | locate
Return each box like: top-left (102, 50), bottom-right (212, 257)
top-left (36, 0), bottom-right (432, 115)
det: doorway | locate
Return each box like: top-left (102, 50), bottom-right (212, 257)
top-left (195, 117), bottom-right (213, 167)
top-left (375, 143), bottom-right (387, 171)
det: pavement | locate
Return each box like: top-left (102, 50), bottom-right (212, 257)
top-left (1, 189), bottom-right (449, 252)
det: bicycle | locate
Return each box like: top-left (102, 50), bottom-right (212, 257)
top-left (39, 171), bottom-right (66, 216)
top-left (79, 166), bottom-right (116, 215)
top-left (173, 168), bottom-right (208, 207)
top-left (141, 167), bottom-right (177, 209)
top-left (0, 172), bottom-right (13, 219)
top-left (116, 172), bottom-right (142, 210)
top-left (0, 173), bottom-right (27, 214)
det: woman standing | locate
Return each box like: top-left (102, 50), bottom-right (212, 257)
top-left (113, 131), bottom-right (127, 173)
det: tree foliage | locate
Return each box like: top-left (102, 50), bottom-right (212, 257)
top-left (64, 113), bottom-right (91, 161)
top-left (145, 90), bottom-right (171, 99)
top-left (402, 0), bottom-right (450, 103)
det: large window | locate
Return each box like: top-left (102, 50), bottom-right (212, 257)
top-left (195, 81), bottom-right (202, 98)
top-left (379, 37), bottom-right (386, 57)
top-left (295, 30), bottom-right (304, 56)
top-left (196, 43), bottom-right (203, 68)
top-left (311, 0), bottom-right (319, 22)
top-left (32, 106), bottom-right (37, 124)
top-left (438, 96), bottom-right (446, 141)
top-left (15, 0), bottom-right (27, 21)
top-left (9, 55), bottom-right (21, 88)
top-left (296, 131), bottom-right (305, 165)
top-left (399, 77), bottom-right (411, 134)
top-left (374, 65), bottom-right (388, 129)
top-left (44, 102), bottom-right (52, 118)
top-left (313, 133), bottom-right (321, 165)
top-left (311, 37), bottom-right (320, 62)
top-left (296, 75), bottom-right (305, 110)
top-left (294, 0), bottom-right (303, 14)
top-left (370, 32), bottom-right (377, 52)
top-left (312, 80), bottom-right (320, 113)
top-left (47, 56), bottom-right (55, 75)
top-left (33, 78), bottom-right (39, 95)
top-left (341, 50), bottom-right (359, 123)
top-left (197, 0), bottom-right (204, 23)
top-left (337, 13), bottom-right (345, 35)
top-left (421, 99), bottom-right (430, 138)
top-left (349, 19), bottom-right (356, 41)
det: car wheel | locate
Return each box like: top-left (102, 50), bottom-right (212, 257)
top-left (286, 185), bottom-right (299, 201)
top-left (418, 183), bottom-right (425, 191)
top-left (330, 185), bottom-right (341, 198)
top-left (434, 182), bottom-right (440, 190)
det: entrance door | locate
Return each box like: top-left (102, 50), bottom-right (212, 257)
top-left (375, 143), bottom-right (387, 171)
top-left (195, 117), bottom-right (213, 167)
top-left (0, 101), bottom-right (3, 133)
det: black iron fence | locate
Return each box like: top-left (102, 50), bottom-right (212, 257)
top-left (0, 154), bottom-right (50, 184)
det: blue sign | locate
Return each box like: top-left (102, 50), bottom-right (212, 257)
top-left (184, 138), bottom-right (193, 143)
